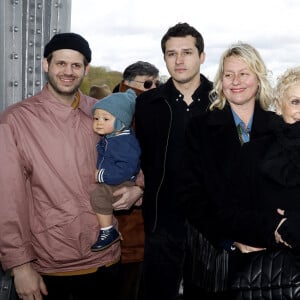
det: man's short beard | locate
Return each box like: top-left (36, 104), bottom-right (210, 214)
top-left (47, 76), bottom-right (83, 96)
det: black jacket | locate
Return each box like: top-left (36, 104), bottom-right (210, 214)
top-left (226, 115), bottom-right (300, 249)
top-left (180, 103), bottom-right (276, 247)
top-left (135, 74), bottom-right (212, 233)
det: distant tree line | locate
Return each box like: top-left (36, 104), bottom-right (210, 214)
top-left (80, 66), bottom-right (123, 95)
top-left (80, 66), bottom-right (170, 95)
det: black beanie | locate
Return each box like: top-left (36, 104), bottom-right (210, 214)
top-left (43, 32), bottom-right (92, 63)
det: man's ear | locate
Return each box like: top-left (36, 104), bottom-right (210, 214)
top-left (200, 51), bottom-right (206, 64)
top-left (85, 64), bottom-right (90, 76)
top-left (42, 58), bottom-right (49, 73)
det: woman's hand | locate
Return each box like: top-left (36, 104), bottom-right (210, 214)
top-left (233, 242), bottom-right (266, 253)
top-left (275, 208), bottom-right (291, 248)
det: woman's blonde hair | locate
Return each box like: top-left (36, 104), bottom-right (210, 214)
top-left (274, 66), bottom-right (300, 106)
top-left (209, 42), bottom-right (273, 111)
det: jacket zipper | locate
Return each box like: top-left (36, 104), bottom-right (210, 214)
top-left (151, 99), bottom-right (172, 232)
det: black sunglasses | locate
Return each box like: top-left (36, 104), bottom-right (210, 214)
top-left (133, 80), bottom-right (160, 89)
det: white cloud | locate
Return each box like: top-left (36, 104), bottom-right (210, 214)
top-left (71, 0), bottom-right (300, 83)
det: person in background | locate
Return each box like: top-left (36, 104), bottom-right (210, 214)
top-left (90, 89), bottom-right (141, 252)
top-left (113, 61), bottom-right (159, 300)
top-left (89, 84), bottom-right (112, 99)
top-left (135, 22), bottom-right (213, 300)
top-left (113, 60), bottom-right (160, 94)
top-left (0, 32), bottom-right (143, 300)
top-left (179, 42), bottom-right (274, 299)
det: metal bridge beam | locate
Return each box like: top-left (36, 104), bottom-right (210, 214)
top-left (0, 0), bottom-right (71, 112)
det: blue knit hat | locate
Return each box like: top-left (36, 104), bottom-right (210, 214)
top-left (92, 89), bottom-right (136, 130)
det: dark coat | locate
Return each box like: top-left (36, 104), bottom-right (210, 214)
top-left (223, 115), bottom-right (300, 249)
top-left (180, 103), bottom-right (276, 247)
top-left (135, 75), bottom-right (212, 233)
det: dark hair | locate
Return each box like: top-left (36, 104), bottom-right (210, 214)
top-left (161, 22), bottom-right (204, 56)
top-left (123, 61), bottom-right (159, 81)
top-left (89, 84), bottom-right (112, 99)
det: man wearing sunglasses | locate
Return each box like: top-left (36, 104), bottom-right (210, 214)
top-left (113, 60), bottom-right (160, 94)
top-left (112, 60), bottom-right (159, 300)
top-left (135, 23), bottom-right (213, 300)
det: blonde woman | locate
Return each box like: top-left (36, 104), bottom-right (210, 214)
top-left (180, 42), bottom-right (274, 299)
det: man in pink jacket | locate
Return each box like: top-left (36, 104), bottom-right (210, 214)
top-left (0, 33), bottom-right (143, 300)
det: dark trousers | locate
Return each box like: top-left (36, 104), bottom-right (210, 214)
top-left (116, 261), bottom-right (144, 300)
top-left (142, 229), bottom-right (186, 300)
top-left (42, 263), bottom-right (119, 300)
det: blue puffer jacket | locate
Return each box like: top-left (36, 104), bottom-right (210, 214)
top-left (96, 128), bottom-right (141, 185)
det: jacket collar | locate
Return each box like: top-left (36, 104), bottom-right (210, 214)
top-left (145, 73), bottom-right (213, 102)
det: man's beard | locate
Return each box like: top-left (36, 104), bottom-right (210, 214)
top-left (47, 74), bottom-right (83, 96)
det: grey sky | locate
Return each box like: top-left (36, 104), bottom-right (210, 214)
top-left (71, 0), bottom-right (300, 84)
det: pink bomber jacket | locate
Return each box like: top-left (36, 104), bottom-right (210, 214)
top-left (0, 86), bottom-right (120, 273)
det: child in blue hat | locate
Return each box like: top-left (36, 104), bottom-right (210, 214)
top-left (90, 89), bottom-right (141, 251)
